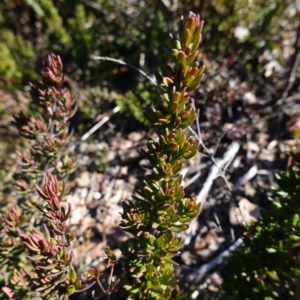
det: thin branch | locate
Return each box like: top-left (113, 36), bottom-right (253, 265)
top-left (277, 50), bottom-right (300, 105)
top-left (187, 238), bottom-right (243, 282)
top-left (213, 131), bottom-right (226, 157)
top-left (235, 164), bottom-right (258, 189)
top-left (95, 276), bottom-right (107, 296)
top-left (276, 21), bottom-right (300, 106)
top-left (188, 125), bottom-right (238, 198)
top-left (81, 106), bottom-right (120, 142)
top-left (181, 141), bottom-right (241, 246)
top-left (108, 265), bottom-right (114, 287)
top-left (91, 55), bottom-right (157, 86)
top-left (189, 99), bottom-right (243, 218)
top-left (195, 141), bottom-right (240, 209)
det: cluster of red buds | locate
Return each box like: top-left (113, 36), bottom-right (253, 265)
top-left (41, 54), bottom-right (64, 87)
top-left (13, 54), bottom-right (77, 190)
top-left (1, 53), bottom-right (120, 299)
top-left (17, 173), bottom-right (89, 299)
top-left (0, 205), bottom-right (34, 299)
top-left (35, 173), bottom-right (71, 232)
top-left (30, 54), bottom-right (74, 115)
top-left (0, 54), bottom-right (78, 298)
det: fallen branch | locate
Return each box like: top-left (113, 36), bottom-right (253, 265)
top-left (81, 106), bottom-right (120, 142)
top-left (181, 141), bottom-right (240, 245)
top-left (196, 141), bottom-right (240, 209)
top-left (188, 237), bottom-right (243, 282)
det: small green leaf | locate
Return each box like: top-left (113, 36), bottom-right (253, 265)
top-left (181, 28), bottom-right (192, 49)
top-left (292, 214), bottom-right (299, 227)
top-left (169, 224), bottom-right (188, 232)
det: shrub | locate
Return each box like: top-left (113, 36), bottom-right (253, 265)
top-left (223, 148), bottom-right (300, 299)
top-left (0, 54), bottom-right (79, 299)
top-left (0, 11), bottom-right (205, 300)
top-left (120, 12), bottom-right (204, 299)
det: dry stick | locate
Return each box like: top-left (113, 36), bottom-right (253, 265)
top-left (188, 125), bottom-right (240, 207)
top-left (69, 105), bottom-right (120, 172)
top-left (181, 140), bottom-right (240, 245)
top-left (187, 237), bottom-right (243, 282)
top-left (190, 99), bottom-right (244, 217)
top-left (91, 55), bottom-right (157, 86)
top-left (235, 164), bottom-right (258, 189)
top-left (183, 163), bottom-right (208, 188)
top-left (196, 141), bottom-right (240, 210)
top-left (277, 50), bottom-right (300, 106)
top-left (81, 106), bottom-right (121, 142)
top-left (107, 264), bottom-right (115, 300)
top-left (277, 21), bottom-right (300, 106)
top-left (191, 101), bottom-right (237, 192)
top-left (95, 276), bottom-right (107, 296)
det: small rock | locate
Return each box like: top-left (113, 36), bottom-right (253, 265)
top-left (230, 198), bottom-right (261, 225)
top-left (76, 171), bottom-right (91, 187)
top-left (128, 132), bottom-right (143, 142)
top-left (243, 91), bottom-right (257, 104)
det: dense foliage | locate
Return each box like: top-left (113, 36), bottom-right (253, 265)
top-left (224, 150), bottom-right (300, 299)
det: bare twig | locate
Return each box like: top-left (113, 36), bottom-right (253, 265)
top-left (213, 131), bottom-right (226, 157)
top-left (235, 164), bottom-right (258, 188)
top-left (277, 51), bottom-right (300, 106)
top-left (103, 178), bottom-right (116, 201)
top-left (95, 276), bottom-right (107, 296)
top-left (107, 263), bottom-right (115, 300)
top-left (91, 55), bottom-right (157, 86)
top-left (181, 141), bottom-right (240, 245)
top-left (195, 141), bottom-right (240, 209)
top-left (183, 169), bottom-right (203, 188)
top-left (81, 106), bottom-right (120, 142)
top-left (276, 22), bottom-right (300, 106)
top-left (187, 238), bottom-right (243, 282)
top-left (213, 212), bottom-right (222, 232)
top-left (189, 99), bottom-right (242, 214)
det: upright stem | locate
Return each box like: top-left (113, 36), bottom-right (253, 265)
top-left (120, 12), bottom-right (205, 300)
